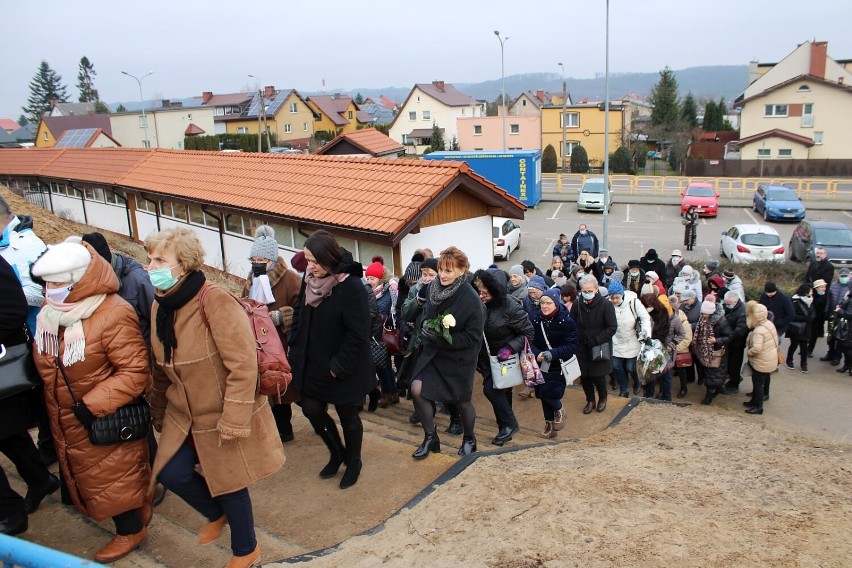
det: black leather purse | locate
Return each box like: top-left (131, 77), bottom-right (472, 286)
top-left (0, 332), bottom-right (42, 401)
top-left (58, 361), bottom-right (150, 446)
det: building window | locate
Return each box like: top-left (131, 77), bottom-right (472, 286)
top-left (104, 189), bottom-right (121, 205)
top-left (461, 109), bottom-right (465, 116)
top-left (136, 198), bottom-right (156, 213)
top-left (561, 112), bottom-right (579, 128)
top-left (347, 110), bottom-right (353, 119)
top-left (268, 222), bottom-right (294, 247)
top-left (510, 124), bottom-right (520, 134)
top-left (757, 148), bottom-right (771, 158)
top-left (44, 131), bottom-right (48, 141)
top-left (802, 103), bottom-right (813, 128)
top-left (237, 126), bottom-right (248, 134)
top-left (422, 111), bottom-right (430, 120)
top-left (139, 115), bottom-right (148, 128)
top-left (797, 84), bottom-right (811, 92)
top-left (303, 122), bottom-right (308, 131)
top-left (225, 214), bottom-right (259, 236)
top-left (778, 149), bottom-right (792, 157)
top-left (84, 187), bottom-right (105, 202)
top-left (188, 205), bottom-right (219, 228)
top-left (408, 111), bottom-right (416, 121)
top-left (142, 140), bottom-right (151, 148)
top-left (289, 102), bottom-right (298, 113)
top-left (764, 104), bottom-right (788, 117)
top-left (187, 113), bottom-right (192, 120)
top-left (522, 100), bottom-right (527, 107)
top-left (473, 125), bottom-right (482, 135)
top-left (416, 96), bottom-right (420, 103)
top-left (564, 141), bottom-right (579, 157)
top-left (160, 201), bottom-right (188, 221)
top-left (813, 131), bottom-right (824, 145)
top-left (284, 124), bottom-right (292, 133)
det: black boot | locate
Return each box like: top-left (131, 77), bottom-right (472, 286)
top-left (458, 435), bottom-right (477, 456)
top-left (445, 417), bottom-right (462, 436)
top-left (317, 422), bottom-right (346, 479)
top-left (367, 388), bottom-right (380, 412)
top-left (412, 429), bottom-right (440, 460)
top-left (701, 391), bottom-right (714, 405)
top-left (339, 418), bottom-right (363, 489)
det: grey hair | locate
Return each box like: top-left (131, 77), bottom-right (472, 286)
top-left (815, 247), bottom-right (826, 254)
top-left (724, 290), bottom-right (740, 302)
top-left (579, 274), bottom-right (599, 288)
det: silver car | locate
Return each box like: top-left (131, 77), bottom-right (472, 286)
top-left (577, 178), bottom-right (613, 212)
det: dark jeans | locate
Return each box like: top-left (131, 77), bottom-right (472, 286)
top-left (0, 466), bottom-right (25, 522)
top-left (539, 397), bottom-right (563, 421)
top-left (750, 371), bottom-right (769, 409)
top-left (786, 338), bottom-right (808, 367)
top-left (113, 508), bottom-right (143, 536)
top-left (0, 430), bottom-right (51, 491)
top-left (580, 374), bottom-right (607, 403)
top-left (377, 364), bottom-right (397, 394)
top-left (158, 442), bottom-right (256, 556)
top-left (483, 376), bottom-right (517, 430)
top-left (727, 340), bottom-right (746, 387)
top-left (611, 356), bottom-right (637, 394)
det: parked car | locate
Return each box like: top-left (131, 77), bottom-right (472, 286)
top-left (680, 182), bottom-right (719, 217)
top-left (752, 184), bottom-right (806, 222)
top-left (788, 220), bottom-right (852, 267)
top-left (493, 217), bottom-right (521, 260)
top-left (719, 224), bottom-right (785, 264)
top-left (269, 147), bottom-right (304, 154)
top-left (577, 177), bottom-right (613, 212)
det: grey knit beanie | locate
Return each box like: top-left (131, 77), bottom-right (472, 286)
top-left (250, 225), bottom-right (278, 262)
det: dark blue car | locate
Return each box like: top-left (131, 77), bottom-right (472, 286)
top-left (753, 184), bottom-right (806, 222)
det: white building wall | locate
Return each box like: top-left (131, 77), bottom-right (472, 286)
top-left (85, 202), bottom-right (128, 234)
top-left (137, 212), bottom-right (159, 241)
top-left (110, 108), bottom-right (215, 149)
top-left (49, 194), bottom-right (85, 223)
top-left (400, 216), bottom-right (493, 274)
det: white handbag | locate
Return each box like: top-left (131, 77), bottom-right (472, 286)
top-left (484, 334), bottom-right (524, 389)
top-left (540, 322), bottom-right (582, 384)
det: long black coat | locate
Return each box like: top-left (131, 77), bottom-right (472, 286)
top-left (759, 291), bottom-right (796, 336)
top-left (0, 256), bottom-right (40, 440)
top-left (724, 300), bottom-right (749, 344)
top-left (289, 257), bottom-right (374, 405)
top-left (701, 309), bottom-right (733, 388)
top-left (570, 294), bottom-right (617, 377)
top-left (113, 253), bottom-right (155, 355)
top-left (479, 296), bottom-right (535, 383)
top-left (804, 259), bottom-right (834, 287)
top-left (412, 278), bottom-right (485, 403)
top-left (786, 297), bottom-right (815, 340)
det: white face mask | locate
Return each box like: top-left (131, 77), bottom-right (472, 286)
top-left (45, 285), bottom-right (73, 304)
top-left (600, 256), bottom-right (608, 263)
top-left (671, 256), bottom-right (681, 264)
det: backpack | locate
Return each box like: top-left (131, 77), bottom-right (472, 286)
top-left (197, 284), bottom-right (293, 404)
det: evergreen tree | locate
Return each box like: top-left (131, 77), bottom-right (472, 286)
top-left (17, 115), bottom-right (28, 127)
top-left (703, 101), bottom-right (718, 131)
top-left (611, 146), bottom-right (632, 174)
top-left (450, 136), bottom-right (460, 151)
top-left (570, 144), bottom-right (589, 174)
top-left (354, 92), bottom-right (364, 105)
top-left (542, 144), bottom-right (557, 173)
top-left (93, 100), bottom-right (109, 114)
top-left (429, 122), bottom-right (445, 152)
top-left (77, 56), bottom-right (99, 102)
top-left (650, 66), bottom-right (679, 128)
top-left (22, 60), bottom-right (69, 124)
top-left (717, 98), bottom-right (727, 125)
top-left (680, 92), bottom-right (698, 128)
top-left (116, 104), bottom-right (127, 113)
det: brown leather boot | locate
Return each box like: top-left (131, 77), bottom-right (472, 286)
top-left (378, 393), bottom-right (391, 408)
top-left (94, 528), bottom-right (147, 563)
top-left (224, 544), bottom-right (261, 568)
top-left (198, 515), bottom-right (227, 545)
top-left (390, 393), bottom-right (400, 405)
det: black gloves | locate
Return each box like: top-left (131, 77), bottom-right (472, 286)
top-left (71, 402), bottom-right (96, 429)
top-left (416, 283), bottom-right (429, 304)
top-left (420, 320), bottom-right (438, 342)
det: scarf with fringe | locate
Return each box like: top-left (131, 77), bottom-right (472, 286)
top-left (35, 294), bottom-right (107, 366)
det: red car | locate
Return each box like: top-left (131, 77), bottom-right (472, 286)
top-left (680, 182), bottom-right (719, 217)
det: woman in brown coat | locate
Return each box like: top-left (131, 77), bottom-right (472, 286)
top-left (240, 225), bottom-right (302, 443)
top-left (31, 240), bottom-right (152, 563)
top-left (146, 227), bottom-right (284, 568)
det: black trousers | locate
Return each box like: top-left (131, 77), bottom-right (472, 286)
top-left (0, 430), bottom-right (50, 491)
top-left (749, 371), bottom-right (769, 409)
top-left (580, 374), bottom-right (607, 403)
top-left (727, 340), bottom-right (746, 387)
top-left (271, 403), bottom-right (293, 438)
top-left (482, 376), bottom-right (517, 430)
top-left (786, 338), bottom-right (808, 367)
top-left (0, 466), bottom-right (25, 522)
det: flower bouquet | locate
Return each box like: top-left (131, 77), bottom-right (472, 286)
top-left (423, 311), bottom-right (456, 344)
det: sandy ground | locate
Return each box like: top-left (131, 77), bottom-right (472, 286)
top-left (288, 403), bottom-right (851, 568)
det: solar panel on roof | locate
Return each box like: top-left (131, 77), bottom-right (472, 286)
top-left (56, 128), bottom-right (97, 148)
top-left (242, 90), bottom-right (288, 118)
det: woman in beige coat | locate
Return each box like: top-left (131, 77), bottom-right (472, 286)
top-left (146, 228), bottom-right (284, 568)
top-left (31, 241), bottom-right (151, 563)
top-left (744, 301), bottom-right (779, 415)
top-left (669, 295), bottom-right (694, 398)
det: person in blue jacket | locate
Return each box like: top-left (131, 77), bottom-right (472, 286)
top-left (530, 288), bottom-right (578, 438)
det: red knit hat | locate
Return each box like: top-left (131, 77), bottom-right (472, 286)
top-left (365, 256), bottom-right (385, 279)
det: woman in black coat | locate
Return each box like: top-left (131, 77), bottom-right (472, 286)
top-left (570, 275), bottom-right (618, 414)
top-left (0, 257), bottom-right (57, 535)
top-left (410, 247), bottom-right (485, 459)
top-left (474, 268), bottom-right (535, 447)
top-left (530, 288), bottom-right (578, 438)
top-left (695, 300), bottom-right (734, 405)
top-left (786, 283), bottom-right (815, 373)
top-left (289, 231), bottom-right (373, 489)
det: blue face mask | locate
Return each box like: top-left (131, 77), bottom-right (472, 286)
top-left (841, 277), bottom-right (850, 285)
top-left (816, 290), bottom-right (825, 295)
top-left (580, 230), bottom-right (588, 236)
top-left (581, 291), bottom-right (595, 301)
top-left (148, 265), bottom-right (179, 291)
top-left (0, 227), bottom-right (9, 249)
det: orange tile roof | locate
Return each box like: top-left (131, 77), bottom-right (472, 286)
top-left (0, 148), bottom-right (524, 242)
top-left (315, 129), bottom-right (405, 157)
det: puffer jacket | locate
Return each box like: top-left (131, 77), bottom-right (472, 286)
top-left (746, 302), bottom-right (779, 373)
top-left (529, 303), bottom-right (578, 364)
top-left (33, 246), bottom-right (151, 521)
top-left (698, 305), bottom-right (733, 388)
top-left (111, 253), bottom-right (155, 355)
top-left (477, 269), bottom-right (535, 366)
top-left (724, 300), bottom-right (749, 343)
top-left (0, 215), bottom-right (47, 308)
top-left (611, 291), bottom-right (651, 358)
top-left (675, 310), bottom-right (692, 354)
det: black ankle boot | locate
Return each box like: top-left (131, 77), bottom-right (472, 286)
top-left (458, 435), bottom-right (477, 456)
top-left (412, 429), bottom-right (440, 460)
top-left (445, 418), bottom-right (462, 436)
top-left (339, 460), bottom-right (362, 489)
top-left (677, 387), bottom-right (687, 398)
top-left (367, 388), bottom-right (380, 412)
top-left (701, 392), bottom-right (714, 405)
top-left (317, 426), bottom-right (346, 478)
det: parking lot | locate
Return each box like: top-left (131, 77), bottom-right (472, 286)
top-left (496, 199), bottom-right (852, 271)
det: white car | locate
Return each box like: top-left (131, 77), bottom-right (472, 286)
top-left (577, 178), bottom-right (613, 212)
top-left (493, 217), bottom-right (521, 260)
top-left (719, 224), bottom-right (785, 263)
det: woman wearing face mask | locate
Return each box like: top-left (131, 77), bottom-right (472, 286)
top-left (639, 293), bottom-right (685, 400)
top-left (665, 250), bottom-right (687, 289)
top-left (668, 295), bottom-right (694, 398)
top-left (146, 228), bottom-right (284, 568)
top-left (571, 275), bottom-right (618, 413)
top-left (576, 250), bottom-right (595, 274)
top-left (507, 265), bottom-right (528, 301)
top-left (410, 247), bottom-right (484, 458)
top-left (31, 241), bottom-right (152, 563)
top-left (808, 279), bottom-right (828, 358)
top-left (694, 299), bottom-right (733, 405)
top-left (607, 280), bottom-right (651, 397)
top-left (240, 225), bottom-right (302, 444)
top-left (785, 284), bottom-right (815, 373)
top-left (622, 260), bottom-right (645, 295)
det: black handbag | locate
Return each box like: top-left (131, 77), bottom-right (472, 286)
top-left (591, 342), bottom-right (612, 362)
top-left (58, 361), bottom-right (150, 446)
top-left (0, 337), bottom-right (42, 401)
top-left (370, 337), bottom-right (389, 369)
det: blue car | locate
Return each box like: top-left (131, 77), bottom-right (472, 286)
top-left (752, 184), bottom-right (806, 222)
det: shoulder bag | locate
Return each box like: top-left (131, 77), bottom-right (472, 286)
top-left (370, 337), bottom-right (389, 369)
top-left (483, 334), bottom-right (524, 390)
top-left (0, 328), bottom-right (42, 401)
top-left (518, 337), bottom-right (545, 387)
top-left (381, 310), bottom-right (403, 355)
top-left (540, 321), bottom-right (581, 384)
top-left (578, 300), bottom-right (612, 361)
top-left (58, 361), bottom-right (150, 446)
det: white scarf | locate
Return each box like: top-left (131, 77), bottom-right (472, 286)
top-left (35, 294), bottom-right (106, 366)
top-left (249, 274), bottom-right (276, 305)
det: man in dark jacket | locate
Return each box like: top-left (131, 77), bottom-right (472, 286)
top-left (553, 233), bottom-right (572, 264)
top-left (759, 282), bottom-right (795, 338)
top-left (822, 268), bottom-right (852, 365)
top-left (804, 247), bottom-right (834, 286)
top-left (722, 291), bottom-right (749, 394)
top-left (570, 275), bottom-right (617, 414)
top-left (592, 249), bottom-right (617, 282)
top-left (571, 224), bottom-right (599, 260)
top-left (622, 260), bottom-right (645, 295)
top-left (522, 260), bottom-right (554, 288)
top-left (639, 248), bottom-right (666, 280)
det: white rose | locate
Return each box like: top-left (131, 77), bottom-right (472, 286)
top-left (442, 314), bottom-right (456, 328)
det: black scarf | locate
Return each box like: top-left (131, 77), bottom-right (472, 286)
top-left (154, 270), bottom-right (206, 363)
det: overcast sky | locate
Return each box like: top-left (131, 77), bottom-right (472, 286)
top-left (2, 0), bottom-right (850, 120)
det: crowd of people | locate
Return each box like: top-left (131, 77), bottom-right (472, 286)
top-left (2, 190), bottom-right (851, 565)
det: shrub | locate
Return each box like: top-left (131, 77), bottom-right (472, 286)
top-left (570, 145), bottom-right (589, 173)
top-left (541, 144), bottom-right (557, 173)
top-left (611, 146), bottom-right (632, 174)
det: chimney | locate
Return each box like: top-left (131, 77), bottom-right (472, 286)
top-left (264, 86), bottom-right (275, 98)
top-left (809, 41), bottom-right (827, 79)
top-left (161, 99), bottom-right (170, 108)
top-left (536, 90), bottom-right (545, 102)
top-left (432, 80), bottom-right (445, 92)
top-left (747, 60), bottom-right (760, 85)
top-left (202, 91), bottom-right (213, 104)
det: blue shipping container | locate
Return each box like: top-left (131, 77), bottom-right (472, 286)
top-left (423, 150), bottom-right (541, 207)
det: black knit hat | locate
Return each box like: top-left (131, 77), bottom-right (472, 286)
top-left (628, 259), bottom-right (641, 269)
top-left (420, 258), bottom-right (438, 272)
top-left (81, 232), bottom-right (112, 263)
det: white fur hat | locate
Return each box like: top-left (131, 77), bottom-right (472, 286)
top-left (645, 270), bottom-right (659, 282)
top-left (31, 242), bottom-right (92, 284)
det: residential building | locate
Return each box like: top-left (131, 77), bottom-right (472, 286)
top-left (736, 40), bottom-right (852, 159)
top-left (456, 114), bottom-right (540, 151)
top-left (109, 101), bottom-right (214, 149)
top-left (358, 102), bottom-right (396, 126)
top-left (540, 101), bottom-right (626, 167)
top-left (307, 94), bottom-right (372, 136)
top-left (36, 114), bottom-right (112, 147)
top-left (221, 87), bottom-right (318, 150)
top-left (55, 128), bottom-right (120, 148)
top-left (49, 101), bottom-right (96, 117)
top-left (314, 129), bottom-right (404, 158)
top-left (0, 119), bottom-right (19, 133)
top-left (200, 91), bottom-right (253, 135)
top-left (388, 81), bottom-right (483, 154)
top-left (509, 90), bottom-right (569, 117)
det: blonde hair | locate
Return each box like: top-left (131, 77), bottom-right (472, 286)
top-left (144, 227), bottom-right (206, 272)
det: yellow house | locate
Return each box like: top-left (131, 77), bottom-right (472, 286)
top-left (307, 94), bottom-right (373, 136)
top-left (36, 114), bottom-right (113, 148)
top-left (541, 102), bottom-right (626, 167)
top-left (222, 87), bottom-right (318, 148)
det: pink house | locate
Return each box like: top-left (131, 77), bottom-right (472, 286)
top-left (456, 114), bottom-right (541, 151)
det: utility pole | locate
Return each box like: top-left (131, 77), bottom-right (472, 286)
top-left (256, 88), bottom-right (263, 152)
top-left (602, 0), bottom-right (611, 250)
top-left (558, 62), bottom-right (567, 172)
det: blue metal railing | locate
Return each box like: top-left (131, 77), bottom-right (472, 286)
top-left (0, 534), bottom-right (104, 568)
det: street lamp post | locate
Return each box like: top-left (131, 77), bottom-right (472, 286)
top-left (121, 71), bottom-right (153, 148)
top-left (494, 30), bottom-right (509, 152)
top-left (248, 75), bottom-right (273, 152)
top-left (602, 0), bottom-right (611, 250)
top-left (558, 62), bottom-right (567, 172)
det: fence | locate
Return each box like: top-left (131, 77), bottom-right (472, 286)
top-left (685, 158), bottom-right (852, 179)
top-left (0, 533), bottom-right (104, 568)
